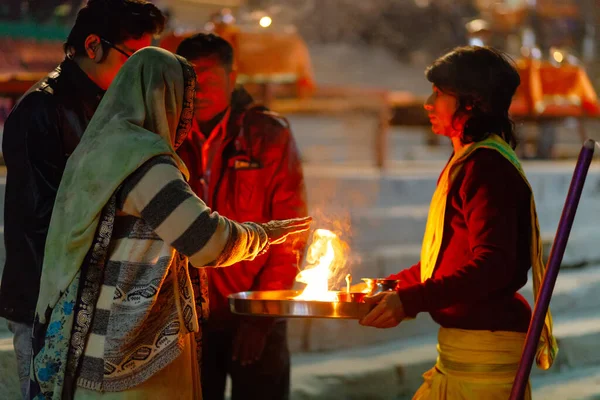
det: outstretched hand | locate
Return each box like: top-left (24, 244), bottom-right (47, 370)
top-left (359, 291), bottom-right (406, 328)
top-left (261, 216), bottom-right (312, 245)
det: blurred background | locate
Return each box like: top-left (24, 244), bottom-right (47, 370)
top-left (1, 0), bottom-right (600, 159)
top-left (2, 1), bottom-right (600, 399)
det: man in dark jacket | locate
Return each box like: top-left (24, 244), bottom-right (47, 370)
top-left (0, 1), bottom-right (164, 397)
top-left (177, 33), bottom-right (308, 400)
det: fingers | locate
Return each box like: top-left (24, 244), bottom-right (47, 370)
top-left (265, 217), bottom-right (313, 245)
top-left (233, 334), bottom-right (255, 365)
top-left (288, 216), bottom-right (313, 224)
top-left (360, 307), bottom-right (401, 328)
top-left (269, 223), bottom-right (312, 245)
top-left (287, 219), bottom-right (312, 231)
top-left (369, 312), bottom-right (401, 329)
top-left (282, 217), bottom-right (312, 231)
top-left (269, 235), bottom-right (288, 245)
top-left (359, 300), bottom-right (386, 326)
top-left (239, 340), bottom-right (255, 366)
top-left (288, 224), bottom-right (311, 234)
top-left (359, 293), bottom-right (404, 328)
top-left (271, 217), bottom-right (312, 230)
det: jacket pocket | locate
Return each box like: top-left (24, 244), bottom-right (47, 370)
top-left (232, 169), bottom-right (263, 215)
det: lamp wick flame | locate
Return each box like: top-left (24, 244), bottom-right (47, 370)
top-left (294, 229), bottom-right (343, 302)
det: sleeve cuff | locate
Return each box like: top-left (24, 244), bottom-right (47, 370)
top-left (397, 284), bottom-right (427, 318)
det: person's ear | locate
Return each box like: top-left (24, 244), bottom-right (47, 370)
top-left (84, 34), bottom-right (104, 63)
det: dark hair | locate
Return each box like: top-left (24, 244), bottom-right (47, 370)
top-left (65, 0), bottom-right (165, 57)
top-left (426, 46), bottom-right (520, 149)
top-left (176, 33), bottom-right (234, 71)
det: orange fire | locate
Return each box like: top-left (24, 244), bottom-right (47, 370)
top-left (294, 229), bottom-right (347, 301)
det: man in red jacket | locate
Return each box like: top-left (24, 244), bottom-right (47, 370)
top-left (176, 33), bottom-right (308, 400)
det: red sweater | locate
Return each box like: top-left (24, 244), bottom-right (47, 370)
top-left (390, 149), bottom-right (533, 333)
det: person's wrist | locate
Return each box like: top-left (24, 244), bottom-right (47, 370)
top-left (259, 237), bottom-right (270, 255)
top-left (257, 223), bottom-right (271, 254)
top-left (396, 287), bottom-right (418, 319)
top-left (396, 294), bottom-right (406, 320)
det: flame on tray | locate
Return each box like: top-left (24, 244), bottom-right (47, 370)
top-left (294, 229), bottom-right (345, 302)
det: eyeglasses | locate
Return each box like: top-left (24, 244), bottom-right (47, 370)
top-left (100, 38), bottom-right (132, 59)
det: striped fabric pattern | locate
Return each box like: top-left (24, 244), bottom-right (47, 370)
top-left (76, 155), bottom-right (268, 391)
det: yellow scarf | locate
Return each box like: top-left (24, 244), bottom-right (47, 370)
top-left (420, 134), bottom-right (558, 370)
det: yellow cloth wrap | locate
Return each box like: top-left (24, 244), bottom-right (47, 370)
top-left (414, 328), bottom-right (531, 400)
top-left (419, 134), bottom-right (557, 370)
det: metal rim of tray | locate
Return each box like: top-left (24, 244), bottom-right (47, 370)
top-left (229, 290), bottom-right (371, 319)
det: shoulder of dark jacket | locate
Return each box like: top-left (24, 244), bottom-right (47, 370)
top-left (241, 105), bottom-right (291, 137)
top-left (2, 65), bottom-right (66, 146)
top-left (12, 63), bottom-right (60, 104)
top-left (7, 73), bottom-right (61, 127)
top-left (34, 60), bottom-right (102, 106)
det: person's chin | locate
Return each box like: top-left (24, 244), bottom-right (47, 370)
top-left (431, 126), bottom-right (453, 138)
top-left (194, 108), bottom-right (213, 120)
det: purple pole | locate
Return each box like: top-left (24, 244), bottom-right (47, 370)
top-left (510, 139), bottom-right (596, 400)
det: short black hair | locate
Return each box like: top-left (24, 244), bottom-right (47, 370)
top-left (176, 33), bottom-right (234, 71)
top-left (65, 0), bottom-right (165, 56)
top-left (426, 46), bottom-right (520, 149)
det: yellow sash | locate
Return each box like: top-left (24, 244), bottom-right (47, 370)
top-left (414, 328), bottom-right (531, 400)
top-left (420, 134), bottom-right (558, 370)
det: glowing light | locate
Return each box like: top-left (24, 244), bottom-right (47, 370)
top-left (552, 51), bottom-right (564, 63)
top-left (259, 16), bottom-right (272, 28)
top-left (294, 229), bottom-right (344, 302)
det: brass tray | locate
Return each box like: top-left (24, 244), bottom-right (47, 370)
top-left (229, 290), bottom-right (371, 319)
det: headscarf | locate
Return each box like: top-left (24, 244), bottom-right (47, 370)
top-left (30, 47), bottom-right (195, 399)
top-left (36, 47), bottom-right (195, 322)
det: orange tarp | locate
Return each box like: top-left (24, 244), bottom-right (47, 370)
top-left (159, 27), bottom-right (315, 95)
top-left (510, 58), bottom-right (600, 117)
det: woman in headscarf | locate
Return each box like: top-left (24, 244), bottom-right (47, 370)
top-left (358, 46), bottom-right (558, 399)
top-left (29, 47), bottom-right (311, 400)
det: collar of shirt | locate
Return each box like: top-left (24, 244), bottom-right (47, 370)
top-left (60, 57), bottom-right (105, 108)
top-left (191, 107), bottom-right (231, 176)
